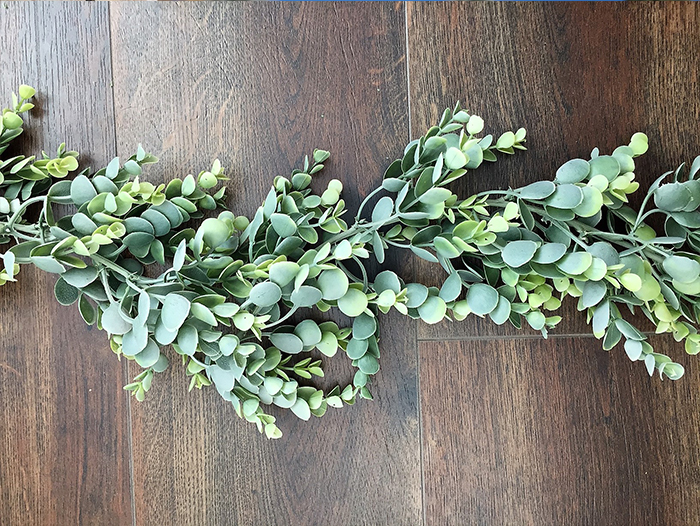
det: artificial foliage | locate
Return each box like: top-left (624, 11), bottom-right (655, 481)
top-left (2, 86), bottom-right (699, 438)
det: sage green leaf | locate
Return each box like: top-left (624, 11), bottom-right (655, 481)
top-left (142, 209), bottom-right (171, 237)
top-left (317, 268), bottom-right (349, 301)
top-left (358, 354), bottom-right (380, 375)
top-left (70, 175), bottom-right (97, 206)
top-left (338, 288), bottom-right (368, 317)
top-left (176, 324), bottom-right (198, 356)
top-left (581, 280), bottom-right (607, 308)
top-left (518, 200), bottom-right (535, 230)
top-left (587, 241), bottom-right (619, 266)
top-left (264, 376), bottom-right (284, 396)
top-left (269, 261), bottom-right (300, 287)
top-left (654, 183), bottom-right (691, 212)
top-left (419, 187), bottom-right (452, 205)
top-left (124, 217), bottom-right (154, 235)
top-left (200, 218), bottom-right (230, 249)
top-left (79, 295), bottom-right (97, 325)
top-left (61, 266), bottom-right (98, 288)
top-left (526, 311), bottom-right (546, 330)
top-left (439, 272), bottom-right (462, 302)
top-left (661, 362), bottom-right (684, 380)
top-left (346, 338), bottom-right (369, 359)
top-left (573, 186), bottom-right (604, 218)
top-left (556, 252), bottom-right (593, 275)
top-left (291, 398), bottom-right (311, 421)
top-left (409, 245), bottom-right (439, 263)
top-left (353, 313), bottom-right (377, 340)
top-left (294, 320), bottom-right (322, 347)
top-left (219, 334), bottom-right (239, 356)
top-left (270, 332), bottom-right (304, 354)
top-left (374, 270), bottom-right (401, 294)
top-left (71, 213), bottom-right (98, 235)
top-left (173, 239), bottom-right (186, 271)
top-left (31, 256), bottom-right (65, 274)
top-left (371, 196), bottom-right (394, 223)
top-left (532, 243), bottom-right (567, 264)
top-left (123, 232), bottom-right (155, 258)
top-left (249, 281), bottom-right (282, 307)
top-left (624, 339), bottom-right (643, 361)
top-left (317, 331), bottom-right (338, 357)
top-left (466, 283), bottom-right (499, 316)
top-left (589, 155), bottom-right (621, 181)
top-left (501, 240), bottom-right (538, 268)
top-left (518, 180), bottom-right (556, 200)
top-left (405, 283), bottom-right (429, 308)
top-left (122, 324), bottom-right (148, 356)
top-left (270, 213), bottom-right (297, 237)
top-left (555, 159), bottom-right (590, 184)
top-left (417, 295), bottom-right (447, 324)
top-left (615, 319), bottom-right (646, 341)
top-left (54, 278), bottom-right (80, 306)
top-left (489, 296), bottom-right (511, 325)
top-left (663, 255), bottom-right (700, 284)
top-left (101, 304), bottom-right (132, 335)
top-left (592, 301), bottom-right (610, 338)
top-left (433, 237), bottom-right (461, 259)
top-left (291, 285), bottom-right (323, 307)
top-left (333, 240), bottom-right (352, 260)
top-left (233, 312), bottom-right (255, 331)
top-left (544, 184), bottom-right (584, 209)
top-left (161, 293), bottom-right (191, 331)
top-left (444, 147), bottom-right (467, 170)
top-left (154, 317), bottom-right (178, 345)
top-left (190, 303), bottom-right (217, 326)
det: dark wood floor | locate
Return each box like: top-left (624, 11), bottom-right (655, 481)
top-left (1, 3), bottom-right (700, 525)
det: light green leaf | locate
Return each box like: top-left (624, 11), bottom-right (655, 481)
top-left (317, 268), bottom-right (349, 301)
top-left (501, 240), bottom-right (538, 268)
top-left (161, 293), bottom-right (191, 331)
top-left (270, 213), bottom-right (297, 237)
top-left (555, 159), bottom-right (590, 184)
top-left (270, 332), bottom-right (304, 354)
top-left (249, 281), bottom-right (282, 307)
top-left (338, 288), bottom-right (369, 317)
top-left (466, 283), bottom-right (499, 316)
top-left (417, 295), bottom-right (447, 324)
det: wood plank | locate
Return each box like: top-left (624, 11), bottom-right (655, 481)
top-left (408, 2), bottom-right (700, 339)
top-left (110, 3), bottom-right (420, 525)
top-left (0, 3), bottom-right (132, 525)
top-left (420, 337), bottom-right (700, 525)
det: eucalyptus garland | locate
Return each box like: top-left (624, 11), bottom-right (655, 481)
top-left (2, 86), bottom-right (699, 438)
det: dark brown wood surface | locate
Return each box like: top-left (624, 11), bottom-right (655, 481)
top-left (0, 3), bottom-right (132, 526)
top-left (1, 2), bottom-right (700, 525)
top-left (420, 337), bottom-right (700, 526)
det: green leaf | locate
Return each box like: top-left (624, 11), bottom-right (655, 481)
top-left (589, 155), bottom-right (621, 181)
top-left (501, 240), bottom-right (538, 268)
top-left (290, 286), bottom-right (323, 307)
top-left (79, 295), bottom-right (97, 325)
top-left (269, 261), bottom-right (300, 287)
top-left (338, 288), bottom-right (368, 317)
top-left (70, 175), bottom-right (97, 206)
top-left (555, 159), bottom-right (590, 184)
top-left (61, 266), bottom-right (98, 288)
top-left (317, 331), bottom-right (338, 357)
top-left (518, 181), bottom-right (556, 200)
top-left (374, 270), bottom-right (402, 294)
top-left (556, 252), bottom-right (593, 275)
top-left (200, 218), bottom-right (230, 249)
top-left (573, 186), bottom-right (604, 218)
top-left (417, 295), bottom-right (447, 324)
top-left (544, 184), bottom-right (584, 209)
top-left (405, 283), bottom-right (429, 308)
top-left (346, 338), bottom-right (369, 359)
top-left (176, 324), bottom-right (198, 356)
top-left (444, 147), bottom-right (467, 170)
top-left (466, 283), bottom-right (499, 316)
top-left (358, 354), bottom-right (380, 375)
top-left (291, 398), bottom-right (311, 421)
top-left (294, 320), bottom-right (322, 347)
top-left (54, 278), bottom-right (80, 306)
top-left (101, 304), bottom-right (132, 335)
top-left (489, 296), bottom-right (511, 325)
top-left (526, 311), bottom-right (546, 330)
top-left (581, 280), bottom-right (607, 308)
top-left (270, 332), bottom-right (304, 354)
top-left (353, 314), bottom-right (377, 340)
top-left (317, 268), bottom-right (349, 301)
top-left (248, 281), bottom-right (282, 307)
top-left (419, 187), bottom-right (452, 205)
top-left (439, 272), bottom-right (462, 302)
top-left (433, 237), bottom-right (460, 259)
top-left (663, 255), bottom-right (700, 284)
top-left (161, 293), bottom-right (191, 331)
top-left (531, 243), bottom-right (567, 264)
top-left (371, 196), bottom-right (394, 223)
top-left (270, 213), bottom-right (297, 237)
top-left (134, 338), bottom-right (160, 368)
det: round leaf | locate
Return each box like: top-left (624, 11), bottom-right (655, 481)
top-left (249, 281), bottom-right (282, 307)
top-left (161, 293), bottom-right (191, 331)
top-left (466, 283), bottom-right (499, 316)
top-left (317, 268), bottom-right (349, 301)
top-left (663, 255), bottom-right (700, 284)
top-left (502, 240), bottom-right (538, 268)
top-left (338, 288), bottom-right (369, 317)
top-left (417, 295), bottom-right (447, 324)
top-left (555, 159), bottom-right (590, 184)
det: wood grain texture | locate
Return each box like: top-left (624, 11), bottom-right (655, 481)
top-left (110, 3), bottom-right (419, 525)
top-left (420, 337), bottom-right (700, 526)
top-left (408, 2), bottom-right (700, 339)
top-left (0, 3), bottom-right (132, 526)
